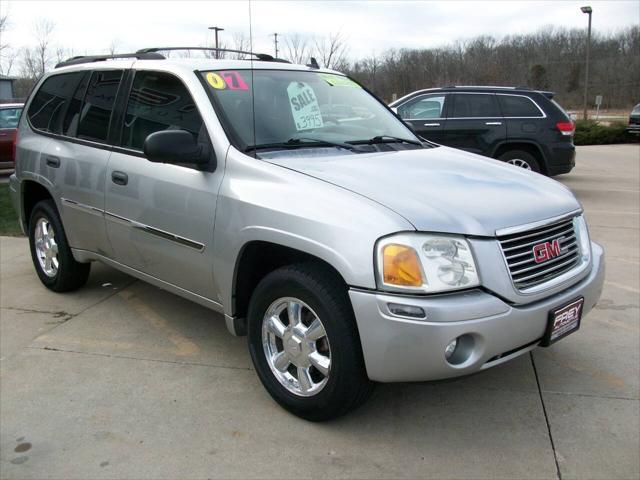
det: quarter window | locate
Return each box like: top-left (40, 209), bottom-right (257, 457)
top-left (498, 95), bottom-right (543, 117)
top-left (451, 94), bottom-right (500, 118)
top-left (77, 70), bottom-right (124, 143)
top-left (27, 72), bottom-right (86, 133)
top-left (121, 71), bottom-right (206, 151)
top-left (398, 95), bottom-right (446, 120)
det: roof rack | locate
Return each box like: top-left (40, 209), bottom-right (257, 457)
top-left (55, 47), bottom-right (291, 69)
top-left (136, 47), bottom-right (290, 63)
top-left (55, 52), bottom-right (164, 68)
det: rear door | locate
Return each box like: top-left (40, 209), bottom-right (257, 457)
top-left (25, 70), bottom-right (125, 255)
top-left (395, 93), bottom-right (449, 143)
top-left (444, 93), bottom-right (505, 155)
top-left (104, 69), bottom-right (222, 299)
top-left (496, 93), bottom-right (547, 140)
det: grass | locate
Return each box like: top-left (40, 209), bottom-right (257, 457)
top-left (0, 183), bottom-right (24, 236)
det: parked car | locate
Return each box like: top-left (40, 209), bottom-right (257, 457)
top-left (10, 49), bottom-right (604, 420)
top-left (0, 103), bottom-right (24, 169)
top-left (627, 103), bottom-right (640, 134)
top-left (390, 86), bottom-right (576, 175)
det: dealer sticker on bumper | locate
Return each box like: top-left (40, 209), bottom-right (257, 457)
top-left (542, 297), bottom-right (584, 346)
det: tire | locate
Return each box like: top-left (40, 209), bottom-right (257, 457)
top-left (498, 150), bottom-right (541, 173)
top-left (28, 199), bottom-right (91, 292)
top-left (247, 262), bottom-right (374, 421)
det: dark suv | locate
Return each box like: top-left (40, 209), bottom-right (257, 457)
top-left (389, 86), bottom-right (576, 175)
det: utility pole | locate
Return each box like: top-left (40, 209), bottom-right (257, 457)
top-left (272, 33), bottom-right (279, 58)
top-left (581, 6), bottom-right (592, 121)
top-left (208, 26), bottom-right (224, 59)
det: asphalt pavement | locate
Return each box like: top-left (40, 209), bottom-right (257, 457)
top-left (0, 144), bottom-right (638, 479)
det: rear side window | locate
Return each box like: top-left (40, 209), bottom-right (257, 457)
top-left (27, 72), bottom-right (85, 133)
top-left (498, 95), bottom-right (543, 117)
top-left (398, 95), bottom-right (446, 119)
top-left (77, 70), bottom-right (124, 143)
top-left (450, 94), bottom-right (500, 118)
top-left (120, 71), bottom-right (205, 151)
top-left (0, 108), bottom-right (22, 129)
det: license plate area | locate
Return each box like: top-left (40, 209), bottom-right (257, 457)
top-left (541, 297), bottom-right (584, 347)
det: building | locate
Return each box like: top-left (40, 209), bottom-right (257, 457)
top-left (0, 75), bottom-right (17, 101)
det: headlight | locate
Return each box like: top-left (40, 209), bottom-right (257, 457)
top-left (574, 215), bottom-right (592, 263)
top-left (376, 233), bottom-right (480, 293)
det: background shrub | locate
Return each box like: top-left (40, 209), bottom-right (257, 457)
top-left (574, 120), bottom-right (636, 145)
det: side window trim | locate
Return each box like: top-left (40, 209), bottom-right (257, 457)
top-left (108, 69), bottom-right (135, 146)
top-left (448, 92), bottom-right (502, 120)
top-left (496, 93), bottom-right (547, 119)
top-left (399, 93), bottom-right (449, 120)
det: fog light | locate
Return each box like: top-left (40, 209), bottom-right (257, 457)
top-left (387, 303), bottom-right (426, 319)
top-left (444, 338), bottom-right (458, 359)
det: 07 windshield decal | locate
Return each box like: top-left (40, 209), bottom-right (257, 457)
top-left (206, 71), bottom-right (249, 91)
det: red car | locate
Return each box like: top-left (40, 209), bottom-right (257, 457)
top-left (0, 103), bottom-right (24, 169)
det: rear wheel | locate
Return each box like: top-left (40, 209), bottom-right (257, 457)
top-left (247, 263), bottom-right (374, 421)
top-left (498, 150), bottom-right (541, 173)
top-left (28, 200), bottom-right (90, 292)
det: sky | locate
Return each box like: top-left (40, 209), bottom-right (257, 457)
top-left (0, 0), bottom-right (638, 62)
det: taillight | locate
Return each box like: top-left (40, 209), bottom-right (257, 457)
top-left (556, 121), bottom-right (575, 136)
top-left (11, 130), bottom-right (18, 165)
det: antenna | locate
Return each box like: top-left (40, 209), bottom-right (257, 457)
top-left (249, 1), bottom-right (257, 157)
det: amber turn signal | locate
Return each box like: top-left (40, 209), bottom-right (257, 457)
top-left (382, 244), bottom-right (423, 287)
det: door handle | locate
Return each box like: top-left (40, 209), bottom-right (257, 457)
top-left (111, 171), bottom-right (128, 186)
top-left (45, 155), bottom-right (61, 168)
top-left (423, 123), bottom-right (441, 127)
top-left (485, 122), bottom-right (503, 126)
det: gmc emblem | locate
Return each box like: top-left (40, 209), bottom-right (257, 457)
top-left (533, 238), bottom-right (567, 263)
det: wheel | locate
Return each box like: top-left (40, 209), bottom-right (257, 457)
top-left (498, 150), bottom-right (541, 173)
top-left (28, 200), bottom-right (91, 292)
top-left (247, 263), bottom-right (374, 421)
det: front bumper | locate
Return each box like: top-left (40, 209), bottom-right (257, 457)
top-left (350, 242), bottom-right (604, 382)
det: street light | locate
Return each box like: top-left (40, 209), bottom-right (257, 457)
top-left (581, 6), bottom-right (592, 120)
top-left (208, 26), bottom-right (224, 59)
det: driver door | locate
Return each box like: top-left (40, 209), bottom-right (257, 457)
top-left (105, 70), bottom-right (223, 299)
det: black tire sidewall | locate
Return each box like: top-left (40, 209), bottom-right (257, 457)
top-left (247, 265), bottom-right (369, 420)
top-left (499, 150), bottom-right (541, 173)
top-left (28, 200), bottom-right (88, 291)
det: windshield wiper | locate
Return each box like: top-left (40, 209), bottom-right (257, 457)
top-left (348, 135), bottom-right (423, 147)
top-left (246, 137), bottom-right (361, 153)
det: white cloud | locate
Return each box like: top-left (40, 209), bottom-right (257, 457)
top-left (1, 0), bottom-right (637, 61)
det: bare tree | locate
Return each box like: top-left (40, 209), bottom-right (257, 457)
top-left (0, 13), bottom-right (8, 55)
top-left (32, 19), bottom-right (55, 76)
top-left (108, 39), bottom-right (121, 55)
top-left (284, 34), bottom-right (312, 65)
top-left (231, 32), bottom-right (250, 59)
top-left (314, 31), bottom-right (348, 70)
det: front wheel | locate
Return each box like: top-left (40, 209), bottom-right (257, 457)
top-left (498, 150), bottom-right (541, 173)
top-left (247, 263), bottom-right (374, 421)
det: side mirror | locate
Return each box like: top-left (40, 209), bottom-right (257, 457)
top-left (143, 130), bottom-right (211, 166)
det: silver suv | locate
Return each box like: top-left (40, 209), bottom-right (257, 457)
top-left (10, 49), bottom-right (605, 420)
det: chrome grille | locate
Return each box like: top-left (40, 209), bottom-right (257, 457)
top-left (498, 217), bottom-right (581, 291)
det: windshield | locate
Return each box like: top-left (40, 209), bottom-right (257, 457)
top-left (632, 104), bottom-right (640, 115)
top-left (200, 69), bottom-right (420, 151)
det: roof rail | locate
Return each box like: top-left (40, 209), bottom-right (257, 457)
top-left (55, 52), bottom-right (164, 68)
top-left (136, 47), bottom-right (290, 63)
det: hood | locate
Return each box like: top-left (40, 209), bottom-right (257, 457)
top-left (260, 146), bottom-right (582, 236)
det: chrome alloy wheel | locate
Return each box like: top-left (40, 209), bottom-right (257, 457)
top-left (34, 217), bottom-right (59, 277)
top-left (507, 158), bottom-right (532, 170)
top-left (262, 297), bottom-right (332, 397)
